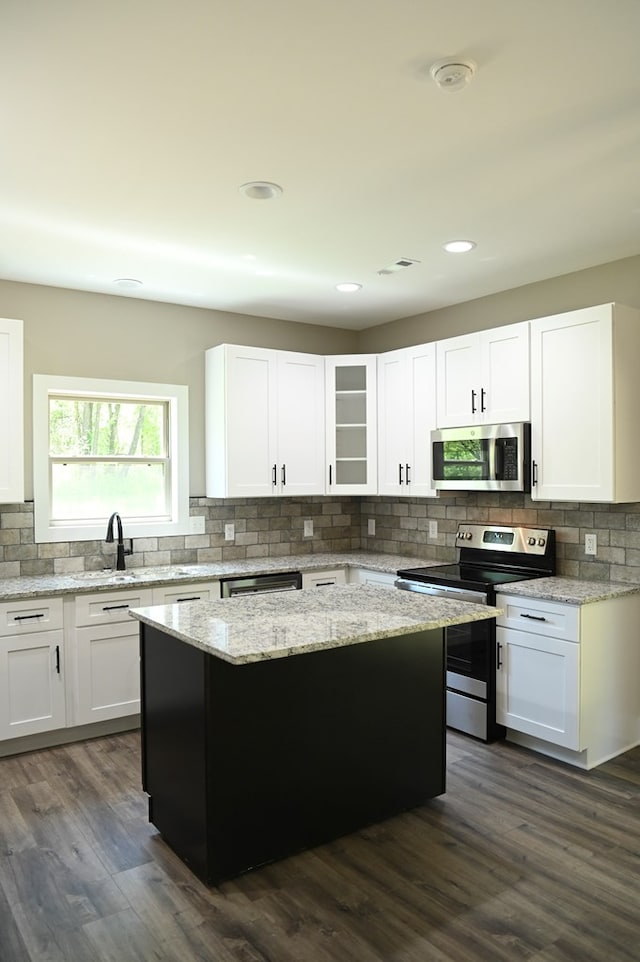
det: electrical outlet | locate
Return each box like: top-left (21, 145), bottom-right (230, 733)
top-left (585, 533), bottom-right (597, 555)
top-left (224, 522), bottom-right (235, 541)
top-left (368, 519), bottom-right (376, 536)
top-left (188, 515), bottom-right (205, 534)
top-left (428, 520), bottom-right (438, 539)
top-left (304, 519), bottom-right (313, 537)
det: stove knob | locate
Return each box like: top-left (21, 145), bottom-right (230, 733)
top-left (527, 537), bottom-right (536, 546)
top-left (465, 532), bottom-right (473, 540)
top-left (537, 538), bottom-right (546, 546)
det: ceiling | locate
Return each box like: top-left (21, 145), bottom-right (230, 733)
top-left (2, 1), bottom-right (640, 331)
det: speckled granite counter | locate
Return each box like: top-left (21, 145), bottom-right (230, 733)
top-left (496, 576), bottom-right (640, 605)
top-left (0, 551), bottom-right (436, 601)
top-left (130, 583), bottom-right (500, 664)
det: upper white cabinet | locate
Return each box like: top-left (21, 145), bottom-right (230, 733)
top-left (436, 322), bottom-right (530, 428)
top-left (530, 303), bottom-right (640, 502)
top-left (325, 355), bottom-right (377, 495)
top-left (377, 343), bottom-right (438, 497)
top-left (0, 318), bottom-right (24, 503)
top-left (206, 344), bottom-right (325, 498)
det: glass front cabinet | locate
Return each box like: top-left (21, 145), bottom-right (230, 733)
top-left (325, 355), bottom-right (377, 495)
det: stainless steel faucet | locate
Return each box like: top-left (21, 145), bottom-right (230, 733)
top-left (105, 511), bottom-right (132, 570)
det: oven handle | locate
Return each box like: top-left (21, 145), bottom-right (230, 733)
top-left (394, 579), bottom-right (487, 605)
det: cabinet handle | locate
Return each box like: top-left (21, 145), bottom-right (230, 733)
top-left (399, 463), bottom-right (404, 485)
top-left (272, 463), bottom-right (277, 485)
top-left (102, 604), bottom-right (130, 611)
top-left (314, 581), bottom-right (335, 587)
top-left (176, 596), bottom-right (201, 603)
top-left (14, 613), bottom-right (45, 622)
top-left (520, 613), bottom-right (547, 622)
top-left (532, 460), bottom-right (538, 487)
top-left (480, 387), bottom-right (486, 412)
top-left (406, 463), bottom-right (411, 484)
top-left (496, 641), bottom-right (503, 670)
top-left (329, 464), bottom-right (332, 486)
top-left (471, 389), bottom-right (477, 413)
top-left (281, 464), bottom-right (286, 486)
top-left (55, 645), bottom-right (60, 674)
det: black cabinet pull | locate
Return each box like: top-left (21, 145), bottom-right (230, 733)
top-left (272, 463), bottom-right (277, 485)
top-left (532, 460), bottom-right (538, 486)
top-left (102, 604), bottom-right (130, 611)
top-left (471, 389), bottom-right (477, 413)
top-left (399, 463), bottom-right (404, 484)
top-left (55, 645), bottom-right (60, 674)
top-left (177, 596), bottom-right (201, 603)
top-left (14, 613), bottom-right (45, 622)
top-left (406, 463), bottom-right (411, 484)
top-left (329, 464), bottom-right (332, 486)
top-left (496, 642), bottom-right (503, 670)
top-left (480, 387), bottom-right (486, 412)
top-left (281, 464), bottom-right (286, 486)
top-left (520, 613), bottom-right (547, 622)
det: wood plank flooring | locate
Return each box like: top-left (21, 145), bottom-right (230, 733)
top-left (0, 730), bottom-right (638, 961)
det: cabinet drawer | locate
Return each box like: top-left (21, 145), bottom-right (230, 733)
top-left (0, 597), bottom-right (64, 635)
top-left (75, 588), bottom-right (154, 627)
top-left (302, 570), bottom-right (347, 589)
top-left (496, 593), bottom-right (579, 642)
top-left (152, 582), bottom-right (219, 605)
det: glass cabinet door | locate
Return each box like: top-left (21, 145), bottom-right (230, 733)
top-left (326, 356), bottom-right (377, 494)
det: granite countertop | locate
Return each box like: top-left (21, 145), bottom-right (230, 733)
top-left (129, 583), bottom-right (501, 665)
top-left (495, 576), bottom-right (640, 605)
top-left (0, 552), bottom-right (437, 601)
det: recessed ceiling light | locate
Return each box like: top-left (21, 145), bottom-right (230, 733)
top-left (239, 181), bottom-right (283, 200)
top-left (443, 240), bottom-right (476, 254)
top-left (336, 283), bottom-right (362, 293)
top-left (113, 277), bottom-right (143, 290)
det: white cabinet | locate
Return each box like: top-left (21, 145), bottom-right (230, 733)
top-left (325, 355), bottom-right (377, 494)
top-left (530, 303), bottom-right (640, 502)
top-left (496, 591), bottom-right (640, 769)
top-left (0, 317), bottom-right (24, 503)
top-left (436, 322), bottom-right (530, 428)
top-left (0, 597), bottom-right (65, 740)
top-left (301, 569), bottom-right (347, 589)
top-left (73, 586), bottom-right (153, 726)
top-left (205, 344), bottom-right (325, 498)
top-left (151, 581), bottom-right (219, 604)
top-left (377, 344), bottom-right (438, 497)
top-left (347, 568), bottom-right (396, 587)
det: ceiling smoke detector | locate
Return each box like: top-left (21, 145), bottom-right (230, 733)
top-left (430, 58), bottom-right (476, 92)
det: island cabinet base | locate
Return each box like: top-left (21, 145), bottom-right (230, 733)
top-left (140, 626), bottom-right (445, 886)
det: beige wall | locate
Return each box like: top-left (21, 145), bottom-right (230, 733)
top-left (0, 280), bottom-right (358, 498)
top-left (356, 253), bottom-right (640, 353)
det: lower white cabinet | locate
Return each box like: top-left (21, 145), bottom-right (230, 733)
top-left (152, 581), bottom-right (219, 604)
top-left (0, 597), bottom-right (66, 740)
top-left (73, 586), bottom-right (153, 726)
top-left (496, 591), bottom-right (640, 768)
top-left (302, 570), bottom-right (347, 589)
top-left (347, 568), bottom-right (396, 587)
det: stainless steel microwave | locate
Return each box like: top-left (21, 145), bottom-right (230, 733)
top-left (431, 422), bottom-right (531, 492)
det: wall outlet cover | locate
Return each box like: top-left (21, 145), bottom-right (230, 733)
top-left (428, 520), bottom-right (438, 539)
top-left (189, 515), bottom-right (205, 534)
top-left (368, 519), bottom-right (375, 536)
top-left (585, 533), bottom-right (597, 555)
top-left (224, 522), bottom-right (235, 541)
top-left (304, 519), bottom-right (313, 537)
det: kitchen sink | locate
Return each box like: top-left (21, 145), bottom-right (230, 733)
top-left (71, 570), bottom-right (140, 582)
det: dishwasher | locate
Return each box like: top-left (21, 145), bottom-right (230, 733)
top-left (219, 571), bottom-right (302, 597)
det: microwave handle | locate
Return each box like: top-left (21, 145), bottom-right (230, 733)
top-left (494, 439), bottom-right (504, 479)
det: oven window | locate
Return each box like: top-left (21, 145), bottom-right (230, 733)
top-left (436, 438), bottom-right (490, 481)
top-left (447, 620), bottom-right (491, 682)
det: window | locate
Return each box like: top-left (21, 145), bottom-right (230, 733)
top-left (34, 375), bottom-right (190, 543)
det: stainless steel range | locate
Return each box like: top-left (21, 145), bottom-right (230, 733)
top-left (396, 523), bottom-right (556, 742)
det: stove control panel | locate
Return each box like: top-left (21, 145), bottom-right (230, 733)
top-left (455, 523), bottom-right (552, 555)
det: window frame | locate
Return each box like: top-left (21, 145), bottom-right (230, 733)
top-left (34, 374), bottom-right (190, 543)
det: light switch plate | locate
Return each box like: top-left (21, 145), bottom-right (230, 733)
top-left (304, 519), bottom-right (313, 537)
top-left (368, 519), bottom-right (375, 536)
top-left (224, 522), bottom-right (235, 541)
top-left (428, 520), bottom-right (438, 539)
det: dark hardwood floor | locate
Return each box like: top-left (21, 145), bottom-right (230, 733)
top-left (0, 729), bottom-right (638, 962)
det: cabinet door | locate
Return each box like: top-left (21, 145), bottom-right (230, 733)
top-left (480, 322), bottom-right (530, 423)
top-left (206, 345), bottom-right (278, 497)
top-left (0, 630), bottom-right (66, 740)
top-left (277, 352), bottom-right (325, 496)
top-left (530, 307), bottom-right (613, 501)
top-left (495, 625), bottom-right (580, 749)
top-left (326, 355), bottom-right (377, 494)
top-left (436, 333), bottom-right (478, 427)
top-left (347, 568), bottom-right (396, 587)
top-left (406, 344), bottom-right (438, 496)
top-left (75, 622), bottom-right (141, 725)
top-left (301, 570), bottom-right (347, 589)
top-left (0, 318), bottom-right (24, 504)
top-left (377, 349), bottom-right (410, 495)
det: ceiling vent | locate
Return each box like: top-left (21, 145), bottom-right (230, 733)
top-left (377, 257), bottom-right (420, 276)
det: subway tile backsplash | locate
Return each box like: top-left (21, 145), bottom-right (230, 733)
top-left (1, 494), bottom-right (640, 584)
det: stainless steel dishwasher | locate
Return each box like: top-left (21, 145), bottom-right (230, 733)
top-left (219, 571), bottom-right (302, 597)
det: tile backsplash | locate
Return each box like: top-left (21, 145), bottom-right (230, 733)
top-left (2, 494), bottom-right (640, 584)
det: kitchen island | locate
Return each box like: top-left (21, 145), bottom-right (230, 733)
top-left (130, 584), bottom-right (500, 885)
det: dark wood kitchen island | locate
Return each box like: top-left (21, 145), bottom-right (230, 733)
top-left (130, 585), bottom-right (500, 886)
